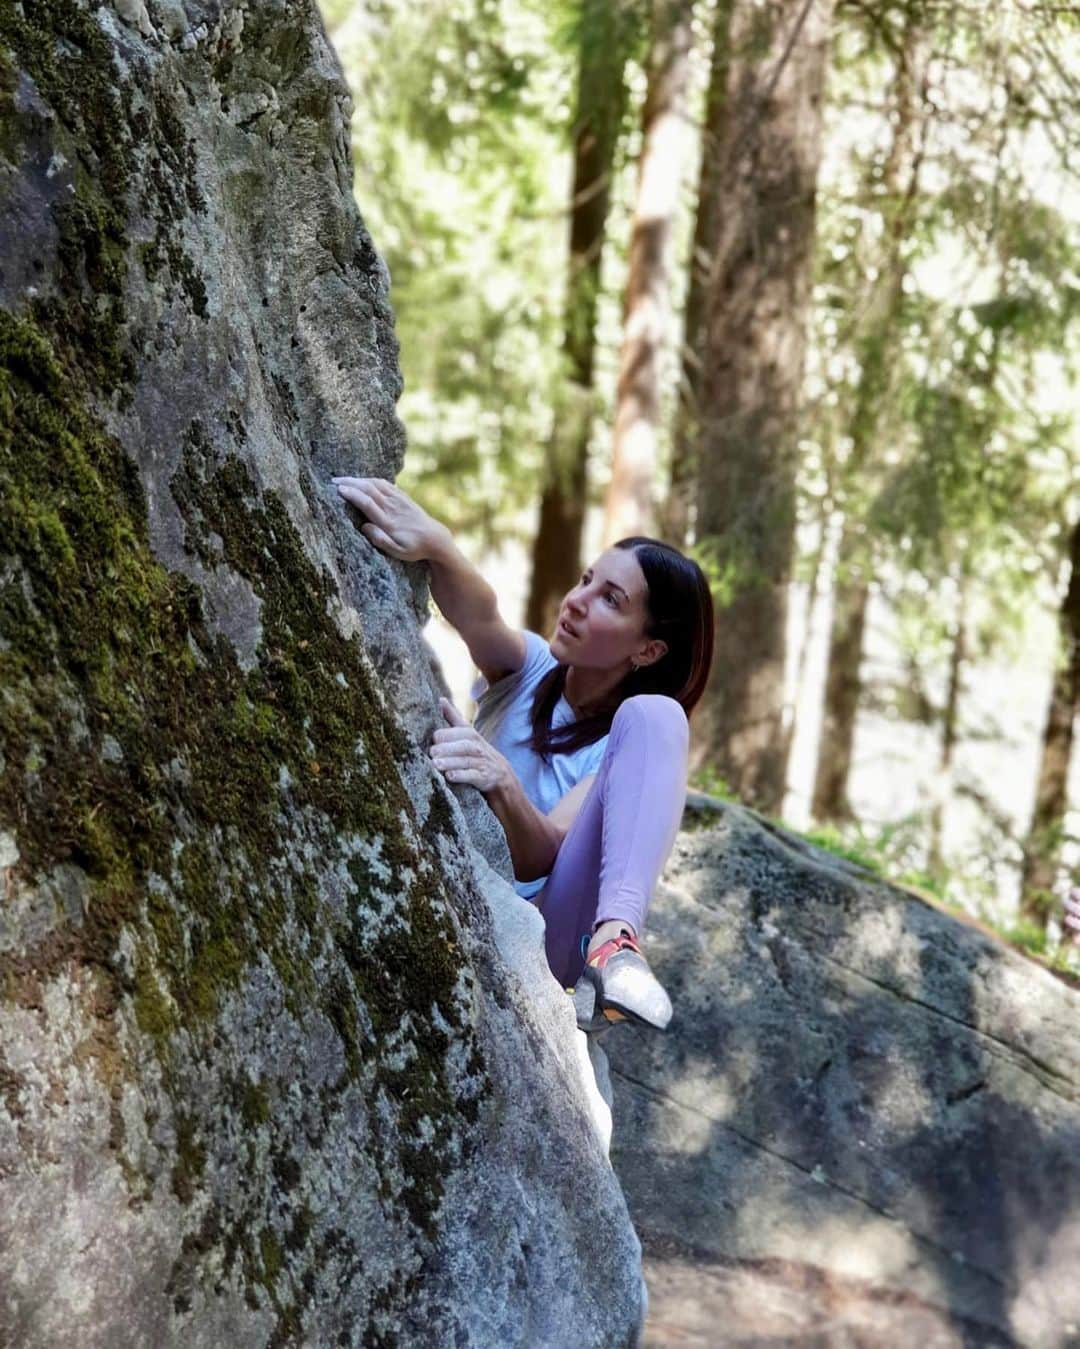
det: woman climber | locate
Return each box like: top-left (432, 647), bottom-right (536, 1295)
top-left (332, 475), bottom-right (715, 1032)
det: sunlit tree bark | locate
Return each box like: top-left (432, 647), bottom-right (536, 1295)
top-left (659, 0), bottom-right (733, 552)
top-left (811, 15), bottom-right (930, 818)
top-left (811, 572), bottom-right (870, 821)
top-left (1020, 517), bottom-right (1080, 928)
top-left (780, 490), bottom-right (836, 774)
top-left (603, 0), bottom-right (696, 547)
top-left (692, 0), bottom-right (835, 809)
top-left (928, 573), bottom-right (968, 875)
top-left (527, 0), bottom-right (632, 635)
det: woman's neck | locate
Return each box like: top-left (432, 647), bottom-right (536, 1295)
top-left (563, 663), bottom-right (626, 718)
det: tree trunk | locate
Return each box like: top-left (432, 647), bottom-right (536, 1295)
top-left (603, 0), bottom-right (696, 547)
top-left (808, 18), bottom-right (930, 815)
top-left (659, 0), bottom-right (733, 552)
top-left (780, 490), bottom-right (836, 779)
top-left (928, 575), bottom-right (968, 876)
top-left (811, 534), bottom-right (869, 822)
top-left (692, 0), bottom-right (835, 810)
top-left (1020, 517), bottom-right (1080, 927)
top-left (526, 0), bottom-right (631, 636)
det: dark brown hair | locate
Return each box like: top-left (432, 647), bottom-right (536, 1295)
top-left (525, 537), bottom-right (715, 760)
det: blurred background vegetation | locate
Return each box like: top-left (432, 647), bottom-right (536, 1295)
top-left (318, 0), bottom-right (1080, 967)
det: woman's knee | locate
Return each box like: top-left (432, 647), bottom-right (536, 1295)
top-left (613, 693), bottom-right (689, 749)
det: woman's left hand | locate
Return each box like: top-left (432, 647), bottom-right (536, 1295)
top-left (429, 697), bottom-right (511, 795)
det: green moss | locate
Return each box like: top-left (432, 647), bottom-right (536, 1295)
top-left (0, 0), bottom-right (137, 393)
top-left (1, 6), bottom-right (490, 1318)
top-left (268, 1303), bottom-right (301, 1349)
top-left (132, 953), bottom-right (180, 1045)
top-left (239, 1077), bottom-right (272, 1128)
top-left (285, 1203), bottom-right (314, 1253)
top-left (0, 308), bottom-right (488, 1261)
top-left (323, 971), bottom-right (365, 1080)
top-left (259, 1227), bottom-right (284, 1283)
top-left (256, 1224), bottom-right (307, 1348)
top-left (171, 1112), bottom-right (207, 1206)
top-left (0, 0), bottom-right (215, 401)
top-left (0, 53), bottom-right (18, 160)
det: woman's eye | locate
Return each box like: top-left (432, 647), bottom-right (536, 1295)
top-left (606, 593), bottom-right (619, 607)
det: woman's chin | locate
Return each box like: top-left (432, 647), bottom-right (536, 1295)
top-left (549, 630), bottom-right (574, 663)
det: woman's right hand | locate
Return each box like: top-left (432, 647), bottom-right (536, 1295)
top-left (331, 476), bottom-right (448, 563)
top-left (429, 697), bottom-right (513, 796)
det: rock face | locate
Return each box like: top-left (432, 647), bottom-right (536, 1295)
top-left (0, 3), bottom-right (642, 1344)
top-left (607, 798), bottom-right (1080, 1348)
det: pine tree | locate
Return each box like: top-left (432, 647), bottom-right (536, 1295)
top-left (693, 0), bottom-right (837, 810)
top-left (526, 0), bottom-right (638, 635)
top-left (811, 4), bottom-right (931, 820)
top-left (659, 0), bottom-right (732, 552)
top-left (602, 0), bottom-right (696, 546)
top-left (1020, 518), bottom-right (1080, 928)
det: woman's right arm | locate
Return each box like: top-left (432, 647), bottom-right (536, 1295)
top-left (332, 476), bottom-right (525, 678)
top-left (431, 697), bottom-right (564, 882)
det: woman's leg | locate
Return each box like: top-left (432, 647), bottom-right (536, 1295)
top-left (537, 694), bottom-right (689, 989)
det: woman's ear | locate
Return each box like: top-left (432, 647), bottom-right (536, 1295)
top-left (639, 639), bottom-right (668, 667)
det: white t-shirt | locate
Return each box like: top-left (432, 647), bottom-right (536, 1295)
top-left (469, 629), bottom-right (609, 900)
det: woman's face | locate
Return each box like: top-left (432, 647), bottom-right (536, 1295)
top-left (550, 548), bottom-right (665, 671)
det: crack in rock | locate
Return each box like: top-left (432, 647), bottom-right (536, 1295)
top-left (611, 1064), bottom-right (1012, 1294)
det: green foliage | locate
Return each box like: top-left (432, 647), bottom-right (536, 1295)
top-left (1003, 916), bottom-right (1051, 958)
top-left (318, 0), bottom-right (1080, 935)
top-left (798, 813), bottom-right (952, 899)
top-left (322, 0), bottom-right (582, 544)
top-left (320, 0), bottom-right (651, 546)
top-left (810, 1), bottom-right (1080, 614)
top-left (793, 811), bottom-right (1080, 973)
top-left (800, 823), bottom-right (887, 878)
top-left (799, 0), bottom-right (1080, 933)
top-left (688, 762), bottom-right (737, 801)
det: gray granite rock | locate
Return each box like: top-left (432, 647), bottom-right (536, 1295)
top-left (607, 798), bottom-right (1080, 1348)
top-left (0, 3), bottom-right (642, 1344)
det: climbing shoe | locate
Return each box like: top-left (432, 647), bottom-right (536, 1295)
top-left (571, 934), bottom-right (673, 1033)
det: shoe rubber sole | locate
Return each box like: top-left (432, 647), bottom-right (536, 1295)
top-left (571, 965), bottom-right (666, 1033)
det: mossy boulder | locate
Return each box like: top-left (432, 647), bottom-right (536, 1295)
top-left (0, 3), bottom-right (643, 1344)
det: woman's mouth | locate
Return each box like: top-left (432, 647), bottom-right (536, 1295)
top-left (558, 618), bottom-right (578, 639)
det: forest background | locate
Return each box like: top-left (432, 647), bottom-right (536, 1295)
top-left (316, 0), bottom-right (1080, 967)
